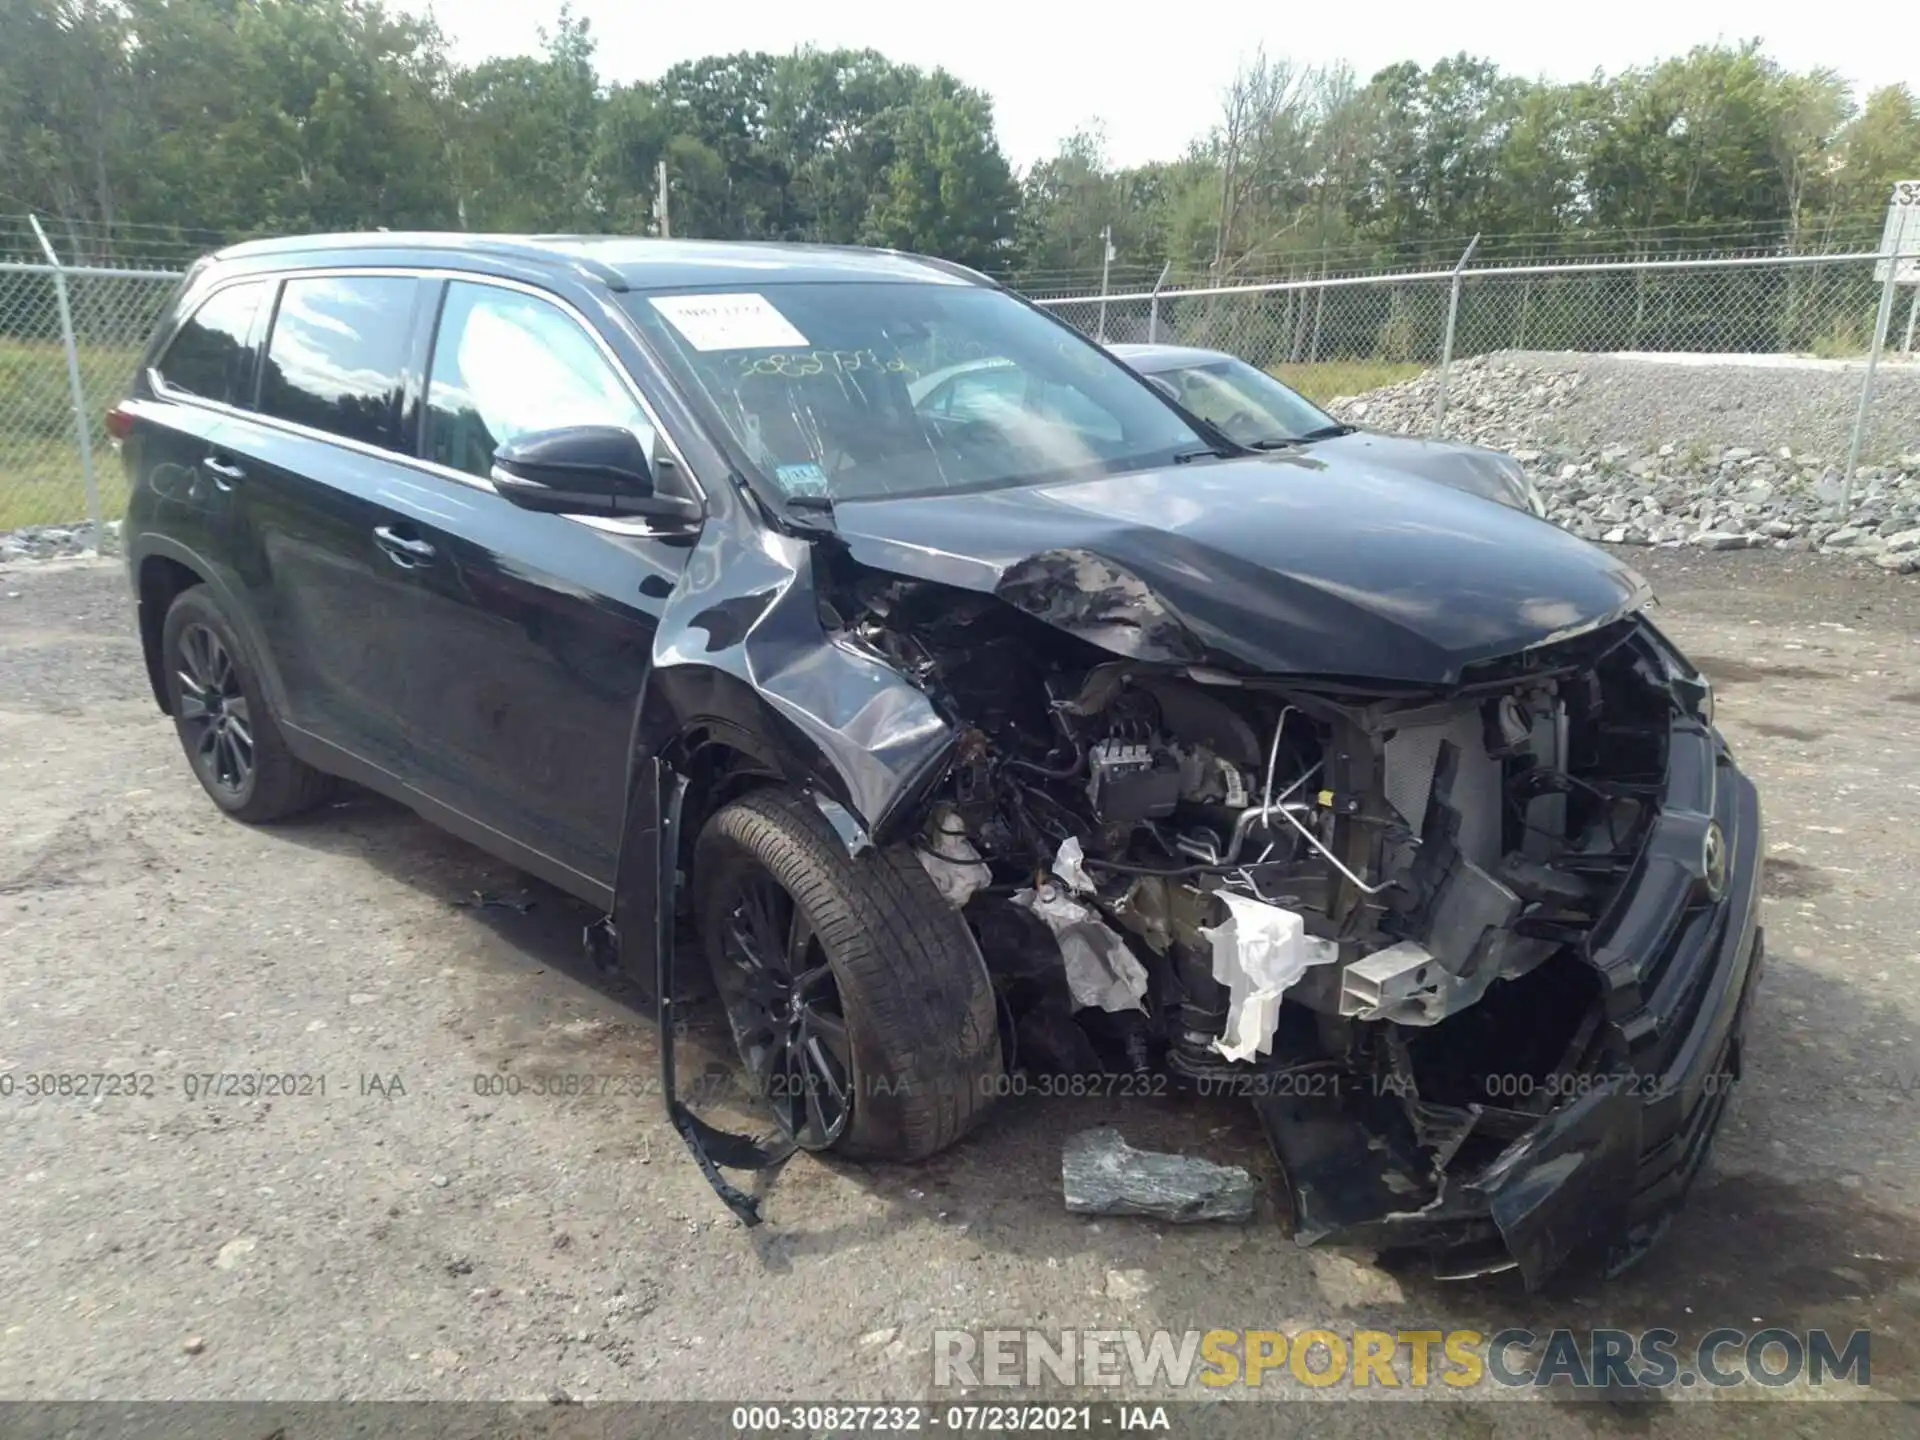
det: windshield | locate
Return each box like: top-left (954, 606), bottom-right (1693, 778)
top-left (623, 282), bottom-right (1207, 502)
top-left (1150, 358), bottom-right (1338, 446)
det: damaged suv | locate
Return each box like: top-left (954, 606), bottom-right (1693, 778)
top-left (120, 235), bottom-right (1762, 1288)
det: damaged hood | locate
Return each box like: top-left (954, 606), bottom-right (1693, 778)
top-left (830, 454), bottom-right (1650, 684)
top-left (1307, 428), bottom-right (1535, 512)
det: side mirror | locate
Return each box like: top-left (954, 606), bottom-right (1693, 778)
top-left (490, 425), bottom-right (702, 523)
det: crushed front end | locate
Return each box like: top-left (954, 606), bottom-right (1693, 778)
top-left (838, 566), bottom-right (1761, 1289)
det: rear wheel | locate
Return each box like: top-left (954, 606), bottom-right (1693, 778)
top-left (695, 788), bottom-right (1001, 1161)
top-left (161, 587), bottom-right (333, 822)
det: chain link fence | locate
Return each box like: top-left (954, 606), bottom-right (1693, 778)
top-left (1037, 251), bottom-right (1919, 502)
top-left (3, 215), bottom-right (1917, 544)
top-left (1, 217), bottom-right (184, 544)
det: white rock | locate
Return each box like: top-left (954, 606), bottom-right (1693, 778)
top-left (1881, 527), bottom-right (1920, 554)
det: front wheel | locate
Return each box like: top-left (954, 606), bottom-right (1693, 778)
top-left (694, 788), bottom-right (1001, 1161)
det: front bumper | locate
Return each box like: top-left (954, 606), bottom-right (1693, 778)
top-left (1254, 719), bottom-right (1764, 1289)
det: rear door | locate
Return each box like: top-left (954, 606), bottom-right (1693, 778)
top-left (128, 278), bottom-right (273, 571)
top-left (369, 277), bottom-right (692, 893)
top-left (222, 272), bottom-right (428, 778)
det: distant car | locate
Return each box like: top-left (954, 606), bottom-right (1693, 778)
top-left (1111, 342), bottom-right (1546, 516)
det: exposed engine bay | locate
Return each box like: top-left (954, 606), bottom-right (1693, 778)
top-left (831, 563), bottom-right (1725, 1283)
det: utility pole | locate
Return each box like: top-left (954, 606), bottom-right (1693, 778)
top-left (1096, 225), bottom-right (1114, 342)
top-left (656, 159), bottom-right (671, 239)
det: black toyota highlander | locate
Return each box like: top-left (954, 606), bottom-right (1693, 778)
top-left (117, 233), bottom-right (1763, 1287)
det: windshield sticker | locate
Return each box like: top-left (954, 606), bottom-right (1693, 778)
top-left (648, 293), bottom-right (809, 352)
top-left (773, 462), bottom-right (830, 496)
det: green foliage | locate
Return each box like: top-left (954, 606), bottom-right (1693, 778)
top-left (0, 3), bottom-right (1019, 266)
top-left (2, 5), bottom-right (1915, 286)
top-left (1017, 45), bottom-right (1919, 291)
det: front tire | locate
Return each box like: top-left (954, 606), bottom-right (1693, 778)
top-left (161, 587), bottom-right (333, 822)
top-left (695, 788), bottom-right (1001, 1161)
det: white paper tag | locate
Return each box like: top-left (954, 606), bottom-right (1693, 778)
top-left (648, 293), bottom-right (808, 352)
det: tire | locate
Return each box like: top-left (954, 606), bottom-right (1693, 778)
top-left (695, 787), bottom-right (1001, 1162)
top-left (161, 586), bottom-right (334, 823)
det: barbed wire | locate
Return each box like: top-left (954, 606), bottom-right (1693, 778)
top-left (1013, 212), bottom-right (1898, 297)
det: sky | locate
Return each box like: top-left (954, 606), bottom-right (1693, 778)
top-left (407, 0), bottom-right (1919, 171)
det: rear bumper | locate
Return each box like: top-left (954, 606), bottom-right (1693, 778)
top-left (1256, 724), bottom-right (1764, 1289)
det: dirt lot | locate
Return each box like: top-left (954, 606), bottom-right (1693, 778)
top-left (2, 549), bottom-right (1918, 1430)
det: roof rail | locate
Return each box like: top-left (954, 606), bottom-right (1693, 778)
top-left (898, 253), bottom-right (1000, 289)
top-left (212, 232), bottom-right (630, 290)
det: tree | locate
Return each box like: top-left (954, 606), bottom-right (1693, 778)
top-left (1, 12), bottom-right (1906, 280)
top-left (861, 78), bottom-right (1017, 268)
top-left (449, 6), bottom-right (602, 231)
top-left (1828, 85), bottom-right (1920, 222)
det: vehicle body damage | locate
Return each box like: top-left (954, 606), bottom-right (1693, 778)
top-left (118, 234), bottom-right (1759, 1292)
top-left (623, 446), bottom-right (1762, 1291)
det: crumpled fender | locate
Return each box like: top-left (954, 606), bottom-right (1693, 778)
top-left (608, 501), bottom-right (957, 984)
top-left (604, 498), bottom-right (958, 1222)
top-left (645, 515), bottom-right (957, 840)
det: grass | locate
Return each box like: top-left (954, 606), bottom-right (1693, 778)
top-left (1, 337), bottom-right (141, 530)
top-left (0, 437), bottom-right (126, 531)
top-left (1269, 360), bottom-right (1426, 403)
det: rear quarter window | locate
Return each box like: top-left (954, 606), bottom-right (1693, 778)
top-left (154, 281), bottom-right (270, 405)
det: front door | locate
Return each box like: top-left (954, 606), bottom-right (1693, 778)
top-left (372, 278), bottom-right (695, 895)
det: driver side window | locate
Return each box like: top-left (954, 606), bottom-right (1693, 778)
top-left (424, 282), bottom-right (650, 479)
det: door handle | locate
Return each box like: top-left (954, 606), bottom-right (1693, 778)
top-left (203, 455), bottom-right (246, 488)
top-left (373, 525), bottom-right (437, 567)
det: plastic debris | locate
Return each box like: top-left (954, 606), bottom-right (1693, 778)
top-left (1062, 1127), bottom-right (1256, 1223)
top-left (1014, 885), bottom-right (1149, 1013)
top-left (915, 805), bottom-right (992, 908)
top-left (1201, 892), bottom-right (1338, 1063)
top-left (1051, 836), bottom-right (1096, 893)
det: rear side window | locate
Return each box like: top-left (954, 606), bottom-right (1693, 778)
top-left (423, 281), bottom-right (647, 478)
top-left (155, 281), bottom-right (268, 404)
top-left (260, 275), bottom-right (417, 449)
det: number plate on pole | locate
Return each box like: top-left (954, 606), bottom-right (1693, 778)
top-left (1878, 181), bottom-right (1920, 284)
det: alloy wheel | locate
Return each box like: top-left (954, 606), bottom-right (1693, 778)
top-left (713, 865), bottom-right (854, 1149)
top-left (175, 622), bottom-right (254, 798)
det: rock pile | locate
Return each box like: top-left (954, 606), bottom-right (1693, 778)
top-left (0, 518), bottom-right (121, 562)
top-left (1329, 352), bottom-right (1920, 572)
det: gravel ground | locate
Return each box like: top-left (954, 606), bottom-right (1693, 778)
top-left (1332, 351), bottom-right (1920, 562)
top-left (0, 518), bottom-right (121, 564)
top-left (1338, 349), bottom-right (1920, 466)
top-left (2, 552), bottom-right (1919, 1431)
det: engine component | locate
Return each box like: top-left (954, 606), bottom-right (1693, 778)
top-left (1085, 739), bottom-right (1181, 824)
top-left (1339, 940), bottom-right (1445, 1024)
